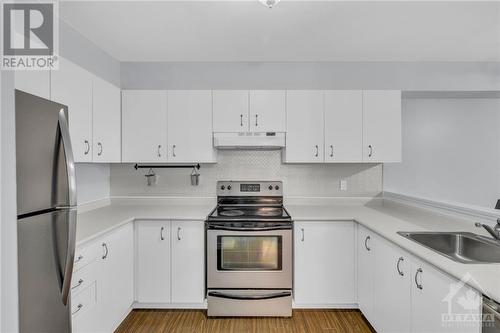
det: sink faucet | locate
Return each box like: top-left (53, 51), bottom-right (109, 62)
top-left (475, 219), bottom-right (500, 241)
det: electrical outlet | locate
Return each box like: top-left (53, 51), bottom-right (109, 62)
top-left (340, 179), bottom-right (347, 191)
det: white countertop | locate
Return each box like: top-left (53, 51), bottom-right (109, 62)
top-left (76, 196), bottom-right (500, 303)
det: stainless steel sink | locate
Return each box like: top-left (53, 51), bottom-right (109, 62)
top-left (397, 231), bottom-right (500, 264)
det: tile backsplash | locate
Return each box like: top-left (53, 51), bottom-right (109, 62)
top-left (110, 150), bottom-right (382, 198)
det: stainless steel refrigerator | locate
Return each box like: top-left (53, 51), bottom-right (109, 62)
top-left (16, 90), bottom-right (77, 333)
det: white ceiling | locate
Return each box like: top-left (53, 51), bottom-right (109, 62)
top-left (59, 1), bottom-right (500, 62)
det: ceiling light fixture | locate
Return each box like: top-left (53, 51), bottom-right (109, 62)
top-left (260, 0), bottom-right (280, 9)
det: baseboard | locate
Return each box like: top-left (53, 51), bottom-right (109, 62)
top-left (133, 301), bottom-right (207, 309)
top-left (292, 303), bottom-right (359, 309)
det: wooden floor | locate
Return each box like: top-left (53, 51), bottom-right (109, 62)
top-left (115, 309), bottom-right (375, 333)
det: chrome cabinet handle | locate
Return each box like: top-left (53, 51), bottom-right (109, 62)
top-left (415, 268), bottom-right (423, 290)
top-left (102, 243), bottom-right (108, 259)
top-left (172, 145), bottom-right (176, 157)
top-left (72, 303), bottom-right (83, 315)
top-left (301, 228), bottom-right (305, 242)
top-left (330, 145), bottom-right (334, 158)
top-left (314, 145), bottom-right (319, 157)
top-left (364, 236), bottom-right (371, 251)
top-left (71, 279), bottom-right (84, 290)
top-left (84, 140), bottom-right (90, 155)
top-left (397, 257), bottom-right (404, 276)
top-left (255, 114), bottom-right (258, 127)
top-left (160, 226), bottom-right (165, 241)
top-left (368, 145), bottom-right (373, 158)
top-left (97, 142), bottom-right (103, 156)
top-left (177, 227), bottom-right (182, 241)
top-left (74, 255), bottom-right (83, 264)
top-left (157, 145), bottom-right (162, 158)
top-left (240, 114), bottom-right (243, 127)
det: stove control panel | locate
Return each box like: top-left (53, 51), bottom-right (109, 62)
top-left (217, 181), bottom-right (283, 197)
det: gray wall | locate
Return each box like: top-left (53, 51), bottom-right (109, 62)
top-left (111, 151), bottom-right (383, 198)
top-left (60, 20), bottom-right (120, 86)
top-left (121, 62), bottom-right (500, 91)
top-left (1, 72), bottom-right (18, 333)
top-left (384, 97), bottom-right (500, 210)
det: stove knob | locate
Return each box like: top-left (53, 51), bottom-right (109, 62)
top-left (268, 185), bottom-right (273, 190)
top-left (227, 185), bottom-right (232, 190)
top-left (220, 185), bottom-right (225, 190)
top-left (275, 185), bottom-right (280, 190)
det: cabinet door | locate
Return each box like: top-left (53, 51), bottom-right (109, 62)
top-left (136, 221), bottom-right (171, 303)
top-left (171, 221), bottom-right (205, 304)
top-left (249, 90), bottom-right (286, 132)
top-left (357, 225), bottom-right (374, 321)
top-left (51, 58), bottom-right (93, 162)
top-left (213, 90), bottom-right (249, 132)
top-left (372, 238), bottom-right (411, 333)
top-left (167, 90), bottom-right (216, 163)
top-left (284, 91), bottom-right (324, 163)
top-left (324, 90), bottom-right (363, 162)
top-left (98, 223), bottom-right (134, 332)
top-left (411, 260), bottom-right (481, 333)
top-left (92, 77), bottom-right (121, 163)
top-left (362, 90), bottom-right (401, 162)
top-left (122, 90), bottom-right (167, 162)
top-left (15, 71), bottom-right (50, 99)
top-left (294, 221), bottom-right (355, 305)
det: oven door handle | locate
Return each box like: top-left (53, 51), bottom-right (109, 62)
top-left (208, 291), bottom-right (292, 301)
top-left (207, 226), bottom-right (292, 231)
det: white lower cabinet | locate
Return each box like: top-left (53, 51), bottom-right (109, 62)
top-left (171, 221), bottom-right (205, 304)
top-left (136, 220), bottom-right (205, 306)
top-left (136, 220), bottom-right (171, 303)
top-left (72, 223), bottom-right (134, 333)
top-left (357, 224), bottom-right (481, 333)
top-left (294, 221), bottom-right (356, 306)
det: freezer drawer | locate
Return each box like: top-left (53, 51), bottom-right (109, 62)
top-left (207, 289), bottom-right (292, 317)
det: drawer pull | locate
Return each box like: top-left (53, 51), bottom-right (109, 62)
top-left (72, 303), bottom-right (83, 315)
top-left (71, 279), bottom-right (84, 290)
top-left (102, 243), bottom-right (109, 259)
top-left (74, 255), bottom-right (83, 264)
top-left (364, 236), bottom-right (371, 251)
top-left (415, 268), bottom-right (423, 290)
top-left (396, 257), bottom-right (404, 276)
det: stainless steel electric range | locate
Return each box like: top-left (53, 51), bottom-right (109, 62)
top-left (206, 181), bottom-right (293, 317)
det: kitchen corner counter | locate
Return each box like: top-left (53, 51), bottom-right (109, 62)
top-left (76, 196), bottom-right (500, 303)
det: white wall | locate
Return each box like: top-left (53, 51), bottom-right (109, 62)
top-left (111, 150), bottom-right (383, 198)
top-left (384, 97), bottom-right (500, 210)
top-left (76, 164), bottom-right (111, 204)
top-left (121, 62), bottom-right (500, 91)
top-left (1, 72), bottom-right (19, 333)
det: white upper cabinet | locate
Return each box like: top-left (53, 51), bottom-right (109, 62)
top-left (167, 90), bottom-right (216, 163)
top-left (51, 58), bottom-right (93, 162)
top-left (362, 90), bottom-right (402, 162)
top-left (15, 71), bottom-right (50, 99)
top-left (283, 90), bottom-right (324, 163)
top-left (249, 90), bottom-right (286, 132)
top-left (324, 90), bottom-right (363, 163)
top-left (171, 221), bottom-right (205, 304)
top-left (92, 76), bottom-right (121, 163)
top-left (122, 90), bottom-right (168, 163)
top-left (213, 90), bottom-right (249, 132)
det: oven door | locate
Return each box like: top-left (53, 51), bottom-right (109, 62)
top-left (207, 225), bottom-right (292, 289)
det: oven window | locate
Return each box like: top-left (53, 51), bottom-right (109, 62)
top-left (217, 236), bottom-right (282, 271)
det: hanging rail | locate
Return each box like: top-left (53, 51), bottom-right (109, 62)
top-left (134, 163), bottom-right (200, 170)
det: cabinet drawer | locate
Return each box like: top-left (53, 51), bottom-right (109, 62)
top-left (71, 260), bottom-right (99, 296)
top-left (71, 282), bottom-right (97, 318)
top-left (74, 241), bottom-right (103, 272)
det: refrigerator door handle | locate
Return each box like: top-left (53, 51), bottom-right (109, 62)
top-left (60, 209), bottom-right (77, 305)
top-left (57, 109), bottom-right (77, 207)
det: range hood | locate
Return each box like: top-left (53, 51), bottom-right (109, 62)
top-left (213, 132), bottom-right (286, 149)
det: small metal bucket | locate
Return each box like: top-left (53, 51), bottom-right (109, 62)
top-left (191, 168), bottom-right (200, 186)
